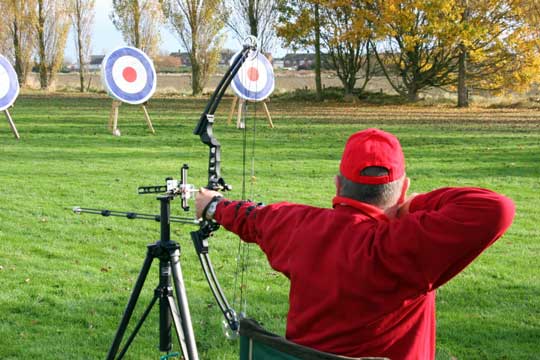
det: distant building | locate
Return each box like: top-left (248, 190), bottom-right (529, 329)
top-left (88, 55), bottom-right (105, 71)
top-left (283, 53), bottom-right (315, 70)
top-left (169, 50), bottom-right (237, 67)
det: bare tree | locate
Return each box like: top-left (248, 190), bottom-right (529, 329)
top-left (4, 0), bottom-right (36, 86)
top-left (35, 0), bottom-right (71, 89)
top-left (225, 0), bottom-right (278, 53)
top-left (110, 0), bottom-right (163, 57)
top-left (162, 0), bottom-right (227, 95)
top-left (71, 0), bottom-right (95, 92)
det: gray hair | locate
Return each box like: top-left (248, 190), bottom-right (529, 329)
top-left (338, 167), bottom-right (404, 209)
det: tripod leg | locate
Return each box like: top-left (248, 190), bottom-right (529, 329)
top-left (169, 249), bottom-right (200, 360)
top-left (106, 250), bottom-right (154, 360)
top-left (116, 295), bottom-right (159, 359)
top-left (167, 294), bottom-right (189, 358)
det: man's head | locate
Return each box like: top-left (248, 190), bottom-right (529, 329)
top-left (337, 129), bottom-right (408, 210)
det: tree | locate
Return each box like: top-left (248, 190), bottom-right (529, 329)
top-left (0, 3), bottom-right (11, 56)
top-left (455, 0), bottom-right (540, 105)
top-left (225, 0), bottom-right (278, 54)
top-left (161, 0), bottom-right (227, 95)
top-left (370, 0), bottom-right (463, 101)
top-left (4, 0), bottom-right (36, 86)
top-left (35, 0), bottom-right (71, 90)
top-left (320, 1), bottom-right (373, 96)
top-left (277, 0), bottom-right (323, 100)
top-left (279, 1), bottom-right (373, 97)
top-left (71, 0), bottom-right (95, 92)
top-left (110, 0), bottom-right (163, 57)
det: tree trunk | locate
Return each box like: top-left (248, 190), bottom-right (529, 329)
top-left (37, 0), bottom-right (49, 89)
top-left (457, 47), bottom-right (469, 107)
top-left (12, 20), bottom-right (24, 85)
top-left (314, 2), bottom-right (322, 101)
top-left (458, 1), bottom-right (470, 108)
top-left (407, 84), bottom-right (419, 102)
top-left (76, 6), bottom-right (86, 92)
top-left (133, 1), bottom-right (141, 48)
top-left (248, 0), bottom-right (257, 37)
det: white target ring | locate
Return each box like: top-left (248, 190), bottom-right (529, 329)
top-left (0, 55), bottom-right (20, 112)
top-left (101, 47), bottom-right (156, 105)
top-left (111, 56), bottom-right (148, 94)
top-left (231, 50), bottom-right (275, 102)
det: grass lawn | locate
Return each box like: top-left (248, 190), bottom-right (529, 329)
top-left (0, 94), bottom-right (538, 359)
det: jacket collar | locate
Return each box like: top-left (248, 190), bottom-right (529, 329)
top-left (332, 196), bottom-right (389, 221)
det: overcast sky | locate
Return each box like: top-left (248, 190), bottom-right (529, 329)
top-left (65, 0), bottom-right (284, 62)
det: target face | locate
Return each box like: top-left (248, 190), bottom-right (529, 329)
top-left (0, 55), bottom-right (20, 112)
top-left (101, 47), bottom-right (156, 105)
top-left (231, 51), bottom-right (275, 102)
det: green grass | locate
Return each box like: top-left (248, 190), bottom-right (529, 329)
top-left (0, 94), bottom-right (538, 359)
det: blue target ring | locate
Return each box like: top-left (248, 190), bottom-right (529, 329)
top-left (0, 55), bottom-right (20, 112)
top-left (231, 51), bottom-right (274, 102)
top-left (101, 47), bottom-right (156, 105)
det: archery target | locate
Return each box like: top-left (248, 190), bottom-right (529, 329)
top-left (0, 55), bottom-right (20, 112)
top-left (231, 51), bottom-right (275, 102)
top-left (101, 47), bottom-right (156, 105)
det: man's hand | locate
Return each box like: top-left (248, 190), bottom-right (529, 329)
top-left (195, 187), bottom-right (223, 219)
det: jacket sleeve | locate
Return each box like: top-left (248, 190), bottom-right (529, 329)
top-left (213, 200), bottom-right (307, 276)
top-left (381, 187), bottom-right (515, 291)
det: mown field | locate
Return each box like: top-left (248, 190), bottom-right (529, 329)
top-left (0, 94), bottom-right (538, 359)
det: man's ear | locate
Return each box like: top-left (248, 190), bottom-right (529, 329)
top-left (398, 176), bottom-right (410, 204)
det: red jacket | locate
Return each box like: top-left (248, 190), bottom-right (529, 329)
top-left (214, 187), bottom-right (515, 359)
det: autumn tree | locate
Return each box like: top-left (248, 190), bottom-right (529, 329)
top-left (455, 0), bottom-right (540, 107)
top-left (161, 0), bottom-right (227, 95)
top-left (225, 0), bottom-right (278, 53)
top-left (4, 0), bottom-right (36, 86)
top-left (71, 0), bottom-right (95, 92)
top-left (35, 0), bottom-right (71, 89)
top-left (369, 0), bottom-right (463, 101)
top-left (277, 0), bottom-right (323, 99)
top-left (110, 0), bottom-right (163, 57)
top-left (321, 1), bottom-right (373, 96)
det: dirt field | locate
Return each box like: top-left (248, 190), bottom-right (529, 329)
top-left (28, 72), bottom-right (397, 95)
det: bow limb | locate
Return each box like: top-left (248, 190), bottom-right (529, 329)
top-left (190, 42), bottom-right (255, 337)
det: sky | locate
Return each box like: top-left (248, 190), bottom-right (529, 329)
top-left (65, 0), bottom-right (285, 62)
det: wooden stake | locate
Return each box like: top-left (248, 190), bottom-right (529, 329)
top-left (108, 100), bottom-right (121, 132)
top-left (237, 98), bottom-right (245, 129)
top-left (262, 101), bottom-right (274, 128)
top-left (227, 96), bottom-right (238, 125)
top-left (112, 101), bottom-right (120, 135)
top-left (141, 104), bottom-right (155, 134)
top-left (4, 109), bottom-right (20, 140)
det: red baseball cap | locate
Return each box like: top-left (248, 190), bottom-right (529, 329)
top-left (340, 128), bottom-right (405, 184)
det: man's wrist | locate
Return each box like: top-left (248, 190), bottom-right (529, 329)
top-left (203, 195), bottom-right (223, 221)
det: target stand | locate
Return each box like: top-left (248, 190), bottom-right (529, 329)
top-left (107, 100), bottom-right (155, 136)
top-left (226, 51), bottom-right (275, 129)
top-left (0, 55), bottom-right (21, 139)
top-left (227, 96), bottom-right (274, 129)
top-left (101, 47), bottom-right (157, 136)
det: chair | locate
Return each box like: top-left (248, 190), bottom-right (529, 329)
top-left (239, 318), bottom-right (389, 360)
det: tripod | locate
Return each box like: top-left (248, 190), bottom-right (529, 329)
top-left (105, 194), bottom-right (199, 360)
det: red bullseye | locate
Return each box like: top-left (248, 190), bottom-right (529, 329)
top-left (247, 67), bottom-right (259, 81)
top-left (122, 66), bottom-right (137, 83)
